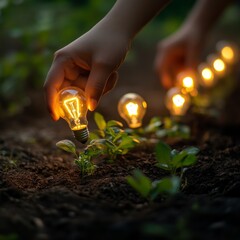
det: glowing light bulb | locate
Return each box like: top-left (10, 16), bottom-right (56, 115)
top-left (216, 41), bottom-right (238, 64)
top-left (58, 87), bottom-right (89, 143)
top-left (198, 63), bottom-right (217, 87)
top-left (165, 87), bottom-right (190, 116)
top-left (177, 71), bottom-right (198, 95)
top-left (207, 54), bottom-right (226, 76)
top-left (118, 93), bottom-right (147, 128)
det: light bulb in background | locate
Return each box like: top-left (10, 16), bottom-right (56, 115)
top-left (58, 87), bottom-right (89, 143)
top-left (198, 63), bottom-right (217, 88)
top-left (165, 87), bottom-right (191, 116)
top-left (216, 41), bottom-right (238, 65)
top-left (207, 54), bottom-right (226, 77)
top-left (118, 93), bottom-right (147, 128)
top-left (177, 70), bottom-right (198, 96)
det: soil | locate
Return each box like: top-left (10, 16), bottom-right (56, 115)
top-left (1, 47), bottom-right (240, 240)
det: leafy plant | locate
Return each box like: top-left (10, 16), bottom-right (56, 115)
top-left (127, 169), bottom-right (180, 201)
top-left (155, 141), bottom-right (199, 178)
top-left (56, 139), bottom-right (95, 176)
top-left (127, 141), bottom-right (198, 201)
top-left (126, 116), bottom-right (190, 140)
top-left (88, 112), bottom-right (140, 161)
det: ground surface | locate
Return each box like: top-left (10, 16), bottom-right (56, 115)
top-left (1, 45), bottom-right (240, 240)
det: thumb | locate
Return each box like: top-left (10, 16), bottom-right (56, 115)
top-left (85, 63), bottom-right (112, 111)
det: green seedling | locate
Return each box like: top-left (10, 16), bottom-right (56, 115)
top-left (89, 112), bottom-right (140, 160)
top-left (127, 169), bottom-right (180, 201)
top-left (155, 141), bottom-right (199, 178)
top-left (56, 140), bottom-right (95, 176)
top-left (126, 116), bottom-right (190, 140)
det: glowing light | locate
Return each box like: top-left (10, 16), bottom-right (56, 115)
top-left (118, 93), bottom-right (147, 128)
top-left (183, 77), bottom-right (194, 89)
top-left (198, 63), bottom-right (216, 88)
top-left (213, 59), bottom-right (225, 72)
top-left (221, 46), bottom-right (234, 61)
top-left (58, 87), bottom-right (89, 143)
top-left (172, 94), bottom-right (185, 107)
top-left (216, 41), bottom-right (239, 64)
top-left (177, 71), bottom-right (198, 95)
top-left (165, 87), bottom-right (190, 116)
top-left (126, 102), bottom-right (139, 116)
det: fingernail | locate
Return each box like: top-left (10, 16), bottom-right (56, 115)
top-left (88, 98), bottom-right (98, 111)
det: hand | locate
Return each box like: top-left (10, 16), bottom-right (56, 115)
top-left (44, 23), bottom-right (131, 121)
top-left (154, 25), bottom-right (206, 89)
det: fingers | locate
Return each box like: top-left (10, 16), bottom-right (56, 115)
top-left (103, 71), bottom-right (118, 95)
top-left (85, 63), bottom-right (112, 111)
top-left (44, 62), bottom-right (65, 121)
top-left (155, 44), bottom-right (174, 89)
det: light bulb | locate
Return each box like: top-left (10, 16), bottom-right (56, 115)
top-left (198, 63), bottom-right (217, 87)
top-left (165, 87), bottom-right (191, 116)
top-left (207, 54), bottom-right (226, 77)
top-left (57, 87), bottom-right (89, 143)
top-left (216, 41), bottom-right (238, 65)
top-left (118, 93), bottom-right (147, 128)
top-left (177, 70), bottom-right (198, 95)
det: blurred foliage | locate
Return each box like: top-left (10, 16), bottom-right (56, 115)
top-left (0, 0), bottom-right (239, 117)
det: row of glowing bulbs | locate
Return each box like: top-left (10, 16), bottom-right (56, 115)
top-left (57, 41), bottom-right (238, 143)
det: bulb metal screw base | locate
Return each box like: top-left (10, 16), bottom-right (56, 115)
top-left (73, 127), bottom-right (89, 144)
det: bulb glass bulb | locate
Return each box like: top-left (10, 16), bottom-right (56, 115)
top-left (58, 87), bottom-right (89, 143)
top-left (118, 93), bottom-right (147, 128)
top-left (198, 63), bottom-right (217, 87)
top-left (177, 71), bottom-right (198, 95)
top-left (207, 54), bottom-right (226, 77)
top-left (216, 41), bottom-right (239, 64)
top-left (165, 87), bottom-right (190, 116)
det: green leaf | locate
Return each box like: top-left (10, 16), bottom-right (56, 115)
top-left (56, 140), bottom-right (76, 155)
top-left (155, 163), bottom-right (171, 171)
top-left (150, 176), bottom-right (180, 200)
top-left (94, 112), bottom-right (106, 131)
top-left (118, 135), bottom-right (135, 150)
top-left (172, 151), bottom-right (188, 168)
top-left (107, 120), bottom-right (123, 128)
top-left (156, 129), bottom-right (168, 138)
top-left (155, 141), bottom-right (172, 165)
top-left (181, 154), bottom-right (197, 167)
top-left (126, 169), bottom-right (152, 198)
top-left (183, 147), bottom-right (199, 155)
top-left (144, 117), bottom-right (162, 133)
top-left (89, 132), bottom-right (100, 141)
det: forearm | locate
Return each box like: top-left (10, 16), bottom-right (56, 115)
top-left (97, 0), bottom-right (170, 39)
top-left (182, 0), bottom-right (233, 34)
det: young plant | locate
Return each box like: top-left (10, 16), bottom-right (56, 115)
top-left (155, 141), bottom-right (199, 178)
top-left (127, 169), bottom-right (180, 201)
top-left (126, 116), bottom-right (190, 140)
top-left (56, 140), bottom-right (96, 176)
top-left (89, 112), bottom-right (140, 160)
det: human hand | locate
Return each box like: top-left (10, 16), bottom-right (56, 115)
top-left (44, 23), bottom-right (131, 121)
top-left (154, 25), bottom-right (206, 89)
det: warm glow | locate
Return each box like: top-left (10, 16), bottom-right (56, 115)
top-left (202, 68), bottom-right (213, 80)
top-left (118, 93), bottom-right (147, 128)
top-left (221, 46), bottom-right (234, 61)
top-left (183, 77), bottom-right (194, 88)
top-left (126, 102), bottom-right (139, 116)
top-left (213, 59), bottom-right (225, 72)
top-left (172, 94), bottom-right (185, 107)
top-left (63, 97), bottom-right (80, 120)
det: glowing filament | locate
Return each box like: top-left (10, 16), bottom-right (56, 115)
top-left (183, 77), bottom-right (194, 88)
top-left (172, 94), bottom-right (185, 107)
top-left (213, 59), bottom-right (225, 72)
top-left (221, 46), bottom-right (234, 61)
top-left (126, 102), bottom-right (139, 116)
top-left (63, 97), bottom-right (80, 120)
